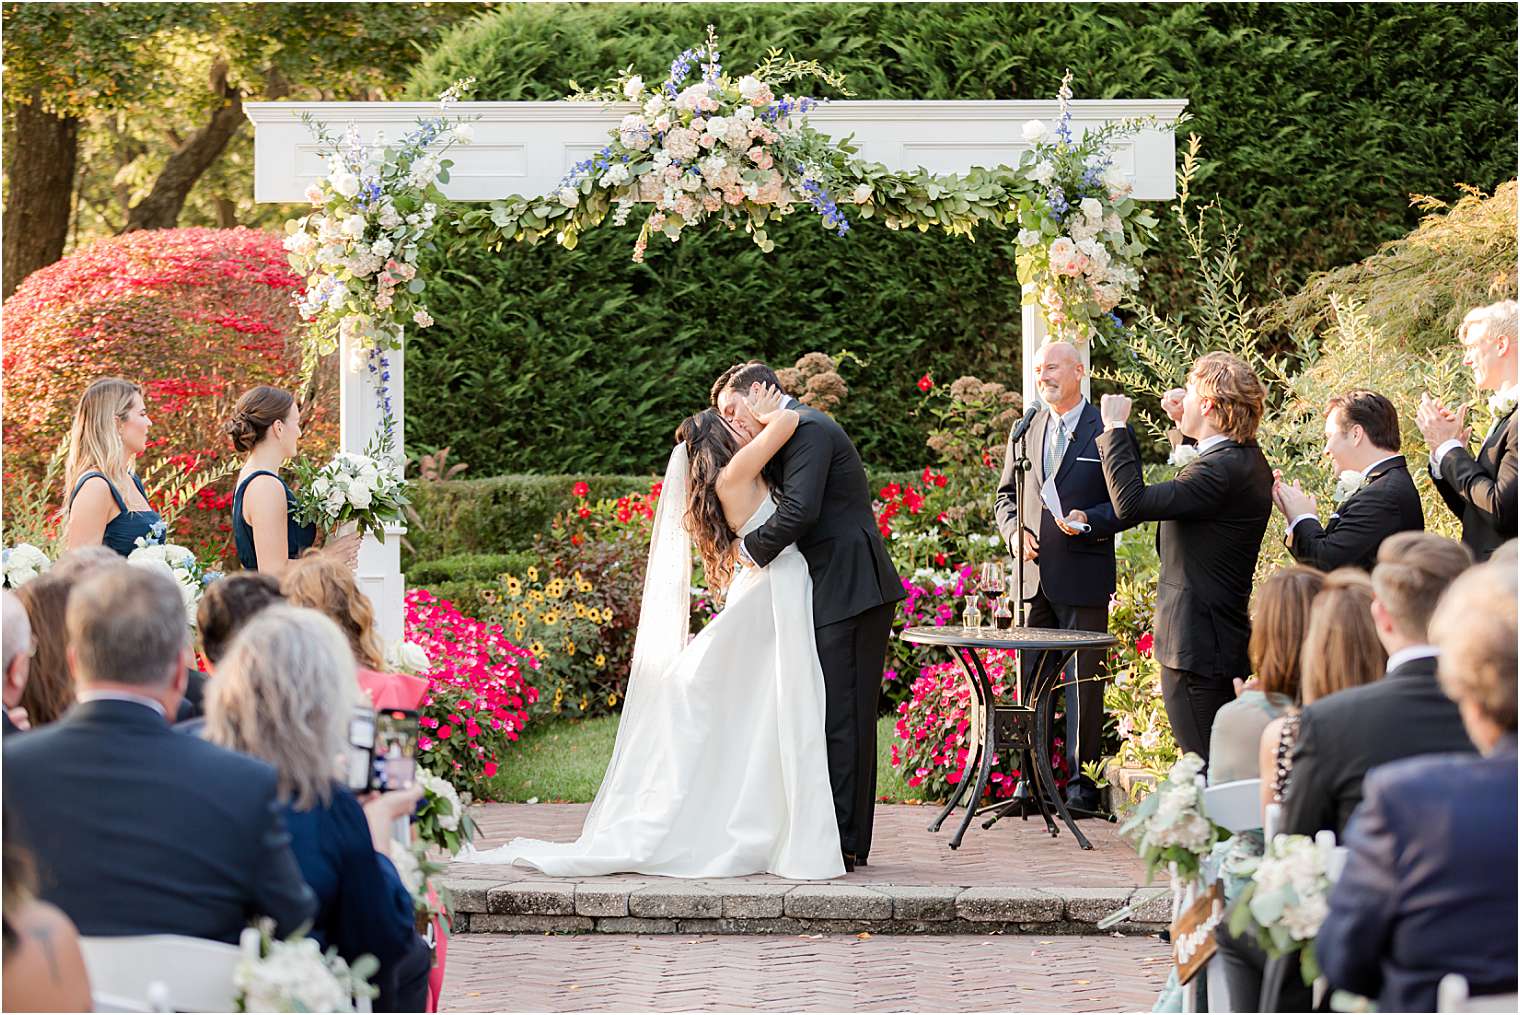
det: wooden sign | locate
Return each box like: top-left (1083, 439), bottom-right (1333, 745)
top-left (1172, 882), bottom-right (1225, 985)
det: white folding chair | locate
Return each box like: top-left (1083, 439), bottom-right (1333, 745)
top-left (80, 934), bottom-right (242, 1012)
top-left (1263, 801), bottom-right (1282, 841)
top-left (1438, 973), bottom-right (1520, 1012)
top-left (1203, 778), bottom-right (1263, 833)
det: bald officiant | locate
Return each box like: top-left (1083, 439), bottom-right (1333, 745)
top-left (994, 341), bottom-right (1123, 815)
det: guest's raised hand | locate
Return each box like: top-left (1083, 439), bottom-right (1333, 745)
top-left (746, 383), bottom-right (788, 424)
top-left (359, 782), bottom-right (426, 853)
top-left (1160, 387), bottom-right (1186, 423)
top-left (1099, 393), bottom-right (1133, 428)
top-left (1277, 479), bottom-right (1316, 518)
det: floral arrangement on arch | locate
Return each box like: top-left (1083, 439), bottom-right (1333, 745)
top-left (283, 80), bottom-right (475, 375)
top-left (1014, 70), bottom-right (1165, 348)
top-left (555, 25), bottom-right (859, 261)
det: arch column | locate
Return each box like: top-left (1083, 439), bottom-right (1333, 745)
top-left (339, 335), bottom-right (406, 644)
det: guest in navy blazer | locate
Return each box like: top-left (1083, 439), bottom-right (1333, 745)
top-left (205, 604), bottom-right (429, 1013)
top-left (2, 565), bottom-right (314, 942)
top-left (1318, 552), bottom-right (1518, 1011)
top-left (995, 341), bottom-right (1122, 812)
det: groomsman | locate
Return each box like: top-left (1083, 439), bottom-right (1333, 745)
top-left (1416, 300), bottom-right (1518, 561)
top-left (1087, 353), bottom-right (1273, 763)
top-left (994, 341), bottom-right (1119, 814)
top-left (1273, 390), bottom-right (1424, 570)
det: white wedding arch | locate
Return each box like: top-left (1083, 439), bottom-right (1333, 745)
top-left (245, 97), bottom-right (1187, 640)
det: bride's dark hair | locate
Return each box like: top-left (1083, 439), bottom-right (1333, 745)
top-left (675, 408), bottom-right (741, 595)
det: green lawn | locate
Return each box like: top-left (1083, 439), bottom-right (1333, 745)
top-left (484, 713), bottom-right (925, 804)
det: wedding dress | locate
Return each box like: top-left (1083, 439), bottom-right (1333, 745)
top-left (458, 446), bottom-right (844, 880)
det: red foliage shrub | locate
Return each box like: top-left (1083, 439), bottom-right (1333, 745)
top-left (2, 228), bottom-right (335, 562)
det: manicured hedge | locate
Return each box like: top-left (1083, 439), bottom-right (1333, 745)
top-left (402, 2), bottom-right (1516, 476)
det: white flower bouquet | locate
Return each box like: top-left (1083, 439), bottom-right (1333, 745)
top-left (1227, 832), bottom-right (1344, 986)
top-left (290, 430), bottom-right (410, 544)
top-left (2, 543), bottom-right (51, 588)
top-left (414, 767), bottom-right (478, 856)
top-left (127, 537), bottom-right (220, 626)
top-left (233, 920), bottom-right (377, 1013)
top-left (1119, 752), bottom-right (1222, 882)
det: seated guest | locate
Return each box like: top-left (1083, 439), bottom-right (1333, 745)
top-left (1273, 390), bottom-right (1423, 570)
top-left (2, 815), bottom-right (92, 1013)
top-left (1095, 352), bottom-right (1274, 763)
top-left (206, 606), bottom-right (429, 1013)
top-left (46, 545), bottom-right (124, 581)
top-left (196, 571), bottom-right (285, 669)
top-left (61, 378), bottom-right (163, 557)
top-left (1257, 569), bottom-right (1385, 810)
top-left (1207, 566), bottom-right (1323, 785)
top-left (2, 564), bottom-right (314, 942)
top-left (2, 592), bottom-right (32, 735)
top-left (13, 575), bottom-right (78, 729)
top-left (1417, 300), bottom-right (1518, 561)
top-left (226, 386), bottom-right (359, 576)
top-left (1282, 532), bottom-right (1475, 838)
top-left (1318, 554), bottom-right (1518, 1011)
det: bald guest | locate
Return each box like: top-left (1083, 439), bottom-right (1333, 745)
top-left (994, 341), bottom-right (1123, 815)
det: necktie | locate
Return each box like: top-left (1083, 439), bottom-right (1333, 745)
top-left (1045, 418), bottom-right (1069, 477)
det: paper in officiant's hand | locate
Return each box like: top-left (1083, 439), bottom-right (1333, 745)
top-left (1041, 474), bottom-right (1090, 533)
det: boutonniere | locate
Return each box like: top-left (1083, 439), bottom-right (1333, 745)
top-left (1168, 445), bottom-right (1200, 469)
top-left (1333, 469), bottom-right (1367, 505)
top-left (1488, 390), bottom-right (1518, 418)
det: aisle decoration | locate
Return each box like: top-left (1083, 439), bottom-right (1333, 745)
top-left (1228, 832), bottom-right (1345, 986)
top-left (1014, 69), bottom-right (1161, 348)
top-left (233, 921), bottom-right (377, 1013)
top-left (1119, 752), bottom-right (1221, 882)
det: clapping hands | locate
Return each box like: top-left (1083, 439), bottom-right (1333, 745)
top-left (1416, 392), bottom-right (1469, 449)
top-left (1270, 468), bottom-right (1317, 519)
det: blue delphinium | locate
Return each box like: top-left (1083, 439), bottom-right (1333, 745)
top-left (800, 176), bottom-right (850, 237)
top-left (664, 48), bottom-right (698, 99)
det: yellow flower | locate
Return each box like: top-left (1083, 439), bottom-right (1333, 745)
top-left (530, 640), bottom-right (546, 657)
top-left (594, 653), bottom-right (606, 668)
top-left (546, 579), bottom-right (566, 599)
top-left (578, 580), bottom-right (593, 594)
top-left (527, 566), bottom-right (539, 581)
top-left (543, 610), bottom-right (560, 625)
top-left (607, 692), bottom-right (619, 707)
top-left (579, 694), bottom-right (589, 712)
top-left (573, 603), bottom-right (587, 619)
top-left (529, 590), bottom-right (545, 603)
top-left (572, 571), bottom-right (585, 585)
top-left (602, 608), bottom-right (614, 624)
top-left (510, 610), bottom-right (526, 626)
top-left (505, 577), bottom-right (523, 597)
top-left (513, 624), bottom-right (526, 640)
top-left (565, 640), bottom-right (577, 655)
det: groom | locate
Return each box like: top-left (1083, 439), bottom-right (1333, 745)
top-left (713, 362), bottom-right (904, 871)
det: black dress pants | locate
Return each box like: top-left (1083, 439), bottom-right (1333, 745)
top-left (1021, 591), bottom-right (1109, 782)
top-left (374, 932), bottom-right (432, 1012)
top-left (815, 601), bottom-right (898, 861)
top-left (1160, 665), bottom-right (1236, 764)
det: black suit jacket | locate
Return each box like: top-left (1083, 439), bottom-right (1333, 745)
top-left (1432, 410), bottom-right (1517, 561)
top-left (1317, 740), bottom-right (1517, 1013)
top-left (2, 709), bottom-right (20, 737)
top-left (994, 402), bottom-right (1118, 607)
top-left (1287, 456), bottom-right (1424, 571)
top-left (1282, 655), bottom-right (1476, 838)
top-left (743, 401), bottom-right (904, 628)
top-left (1097, 428), bottom-right (1273, 679)
top-left (3, 699), bottom-right (315, 942)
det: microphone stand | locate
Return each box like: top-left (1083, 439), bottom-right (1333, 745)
top-left (1006, 407), bottom-right (1037, 811)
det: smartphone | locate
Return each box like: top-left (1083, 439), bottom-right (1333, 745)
top-left (345, 707), bottom-right (377, 793)
top-left (370, 709), bottom-right (420, 792)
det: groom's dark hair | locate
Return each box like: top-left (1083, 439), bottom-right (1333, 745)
top-left (711, 361), bottom-right (784, 406)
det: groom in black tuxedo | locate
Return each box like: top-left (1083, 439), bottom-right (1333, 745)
top-left (714, 362), bottom-right (904, 870)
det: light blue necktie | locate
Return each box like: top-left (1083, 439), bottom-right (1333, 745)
top-left (1044, 417), bottom-right (1069, 477)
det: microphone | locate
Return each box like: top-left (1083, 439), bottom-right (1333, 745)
top-left (1010, 400), bottom-right (1042, 443)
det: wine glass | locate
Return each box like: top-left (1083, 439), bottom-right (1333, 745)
top-left (979, 562), bottom-right (1005, 605)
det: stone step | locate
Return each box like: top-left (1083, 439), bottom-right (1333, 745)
top-left (439, 877), bottom-right (1173, 936)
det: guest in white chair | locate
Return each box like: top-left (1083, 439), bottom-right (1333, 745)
top-left (1317, 552), bottom-right (1518, 1011)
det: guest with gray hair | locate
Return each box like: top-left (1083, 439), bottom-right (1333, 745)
top-left (2, 591), bottom-right (32, 736)
top-left (207, 606), bottom-right (429, 1013)
top-left (2, 564), bottom-right (314, 943)
top-left (1417, 299), bottom-right (1519, 560)
top-left (1317, 551), bottom-right (1518, 1011)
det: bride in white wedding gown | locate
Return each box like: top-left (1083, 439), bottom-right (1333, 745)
top-left (459, 385), bottom-right (844, 880)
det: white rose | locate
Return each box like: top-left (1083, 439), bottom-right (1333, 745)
top-left (623, 75), bottom-right (644, 102)
top-left (328, 169), bottom-right (360, 199)
top-left (303, 183), bottom-right (326, 205)
top-left (1080, 197), bottom-right (1104, 222)
top-left (1022, 119), bottom-right (1048, 143)
top-left (1016, 228), bottom-right (1042, 247)
top-left (1029, 161), bottom-right (1056, 185)
top-left (643, 94), bottom-right (666, 119)
top-left (559, 187), bottom-right (580, 207)
top-left (340, 213), bottom-right (367, 238)
top-left (451, 122), bottom-right (475, 144)
top-left (738, 76), bottom-right (765, 102)
top-left (704, 116), bottom-right (729, 139)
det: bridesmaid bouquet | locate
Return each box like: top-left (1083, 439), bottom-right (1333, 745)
top-left (2, 543), bottom-right (51, 588)
top-left (291, 431), bottom-right (409, 543)
top-left (128, 537), bottom-right (221, 626)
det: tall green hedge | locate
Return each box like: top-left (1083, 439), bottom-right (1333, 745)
top-left (405, 2), bottom-right (1516, 474)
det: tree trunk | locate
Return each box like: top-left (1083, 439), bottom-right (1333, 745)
top-left (121, 60), bottom-right (244, 233)
top-left (3, 94), bottom-right (78, 299)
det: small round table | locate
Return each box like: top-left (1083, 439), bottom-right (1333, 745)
top-left (900, 625), bottom-right (1117, 851)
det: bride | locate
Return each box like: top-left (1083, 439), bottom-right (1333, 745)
top-left (459, 384), bottom-right (844, 879)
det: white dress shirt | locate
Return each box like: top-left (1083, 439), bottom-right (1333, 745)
top-left (1288, 453), bottom-right (1401, 535)
top-left (1195, 433), bottom-right (1231, 457)
top-left (1431, 381), bottom-right (1520, 471)
top-left (76, 689), bottom-right (168, 720)
top-left (1042, 399), bottom-right (1088, 473)
top-left (1385, 644), bottom-right (1439, 673)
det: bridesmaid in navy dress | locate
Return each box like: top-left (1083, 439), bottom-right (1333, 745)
top-left (63, 378), bottom-right (164, 557)
top-left (225, 386), bottom-right (359, 577)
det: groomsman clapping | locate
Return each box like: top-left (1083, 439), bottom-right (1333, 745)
top-left (1273, 390), bottom-right (1424, 571)
top-left (1416, 300), bottom-right (1518, 561)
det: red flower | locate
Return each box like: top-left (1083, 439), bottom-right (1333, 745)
top-left (617, 509), bottom-right (632, 523)
top-left (880, 483), bottom-right (901, 500)
top-left (578, 507), bottom-right (591, 519)
top-left (934, 474), bottom-right (948, 488)
top-left (571, 533), bottom-right (584, 546)
top-left (934, 553), bottom-right (947, 566)
top-left (1136, 632), bottom-right (1154, 658)
top-left (483, 762), bottom-right (498, 778)
top-left (650, 481), bottom-right (663, 498)
top-left (573, 481), bottom-right (590, 498)
top-left (437, 724), bottom-right (454, 739)
top-left (917, 374), bottom-right (934, 393)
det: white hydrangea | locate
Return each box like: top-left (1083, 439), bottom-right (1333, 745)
top-left (1029, 160), bottom-right (1056, 186)
top-left (234, 935), bottom-right (354, 1014)
top-left (1079, 196), bottom-right (1104, 222)
top-left (2, 543), bottom-right (50, 588)
top-left (340, 214), bottom-right (367, 239)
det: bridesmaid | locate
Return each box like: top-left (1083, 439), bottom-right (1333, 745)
top-left (225, 386), bottom-right (359, 577)
top-left (63, 378), bottom-right (163, 556)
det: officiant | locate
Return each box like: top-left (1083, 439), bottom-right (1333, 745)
top-left (994, 341), bottom-right (1122, 815)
